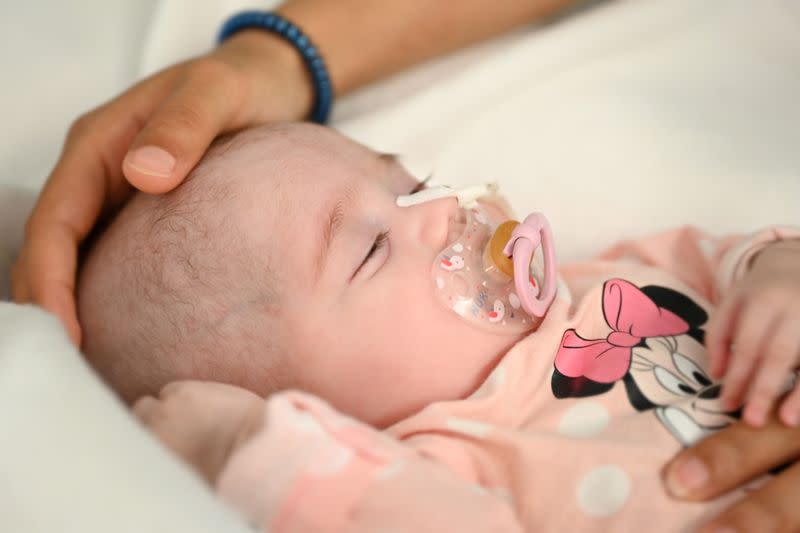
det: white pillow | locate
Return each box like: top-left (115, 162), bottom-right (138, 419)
top-left (0, 303), bottom-right (252, 533)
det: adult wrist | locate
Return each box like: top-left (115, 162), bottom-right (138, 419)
top-left (217, 11), bottom-right (332, 123)
top-left (216, 29), bottom-right (314, 122)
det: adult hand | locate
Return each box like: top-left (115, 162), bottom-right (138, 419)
top-left (11, 30), bottom-right (311, 344)
top-left (663, 412), bottom-right (800, 532)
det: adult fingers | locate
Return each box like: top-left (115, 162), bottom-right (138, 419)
top-left (12, 223), bottom-right (82, 344)
top-left (698, 461), bottom-right (800, 533)
top-left (123, 58), bottom-right (252, 194)
top-left (9, 247), bottom-right (80, 343)
top-left (662, 416), bottom-right (800, 501)
top-left (13, 122), bottom-right (123, 345)
top-left (11, 71), bottom-right (178, 343)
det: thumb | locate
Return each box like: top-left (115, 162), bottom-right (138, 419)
top-left (122, 62), bottom-right (249, 194)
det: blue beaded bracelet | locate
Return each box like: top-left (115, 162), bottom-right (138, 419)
top-left (217, 11), bottom-right (333, 124)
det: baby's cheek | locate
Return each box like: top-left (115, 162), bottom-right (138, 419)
top-left (402, 306), bottom-right (506, 383)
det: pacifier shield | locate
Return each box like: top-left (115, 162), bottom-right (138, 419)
top-left (432, 206), bottom-right (543, 334)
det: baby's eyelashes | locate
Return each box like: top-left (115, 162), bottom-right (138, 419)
top-left (351, 230), bottom-right (391, 282)
top-left (409, 174), bottom-right (433, 194)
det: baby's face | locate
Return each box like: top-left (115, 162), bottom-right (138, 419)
top-left (230, 125), bottom-right (522, 426)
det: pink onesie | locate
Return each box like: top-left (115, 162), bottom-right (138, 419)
top-left (215, 226), bottom-right (798, 532)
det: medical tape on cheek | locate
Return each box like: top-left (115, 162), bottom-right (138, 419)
top-left (397, 183), bottom-right (558, 334)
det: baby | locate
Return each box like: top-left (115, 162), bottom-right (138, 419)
top-left (78, 123), bottom-right (800, 531)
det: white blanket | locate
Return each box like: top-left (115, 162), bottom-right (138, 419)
top-left (2, 0), bottom-right (799, 530)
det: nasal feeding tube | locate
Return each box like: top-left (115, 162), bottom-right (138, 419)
top-left (396, 183), bottom-right (557, 333)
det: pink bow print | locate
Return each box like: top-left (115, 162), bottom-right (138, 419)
top-left (555, 279), bottom-right (689, 383)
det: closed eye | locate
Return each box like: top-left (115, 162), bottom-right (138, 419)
top-left (366, 231), bottom-right (389, 261)
top-left (353, 230), bottom-right (390, 279)
top-left (408, 174), bottom-right (433, 194)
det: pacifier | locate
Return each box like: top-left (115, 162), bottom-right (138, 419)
top-left (397, 183), bottom-right (557, 333)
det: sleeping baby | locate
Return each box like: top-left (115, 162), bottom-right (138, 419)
top-left (77, 123), bottom-right (800, 531)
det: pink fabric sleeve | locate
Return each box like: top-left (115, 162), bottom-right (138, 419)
top-left (595, 226), bottom-right (800, 303)
top-left (215, 391), bottom-right (522, 533)
top-left (713, 226), bottom-right (800, 295)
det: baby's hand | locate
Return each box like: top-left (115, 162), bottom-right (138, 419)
top-left (707, 240), bottom-right (800, 427)
top-left (133, 381), bottom-right (265, 483)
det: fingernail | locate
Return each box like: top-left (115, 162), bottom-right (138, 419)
top-left (665, 457), bottom-right (708, 498)
top-left (124, 146), bottom-right (176, 177)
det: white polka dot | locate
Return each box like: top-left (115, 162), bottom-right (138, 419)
top-left (469, 364), bottom-right (506, 399)
top-left (576, 465), bottom-right (631, 517)
top-left (291, 411), bottom-right (326, 435)
top-left (375, 460), bottom-right (406, 480)
top-left (508, 293), bottom-right (521, 309)
top-left (469, 484), bottom-right (489, 496)
top-left (452, 243), bottom-right (464, 253)
top-left (558, 402), bottom-right (610, 438)
top-left (698, 239), bottom-right (715, 259)
top-left (436, 276), bottom-right (445, 289)
top-left (306, 441), bottom-right (354, 476)
top-left (490, 486), bottom-right (513, 502)
top-left (556, 278), bottom-right (572, 304)
top-left (445, 418), bottom-right (493, 438)
top-left (491, 365), bottom-right (506, 388)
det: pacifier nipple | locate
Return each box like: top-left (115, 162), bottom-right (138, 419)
top-left (485, 220), bottom-right (519, 279)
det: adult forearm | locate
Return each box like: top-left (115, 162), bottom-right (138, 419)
top-left (278, 0), bottom-right (578, 94)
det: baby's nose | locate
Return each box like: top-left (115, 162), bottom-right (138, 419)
top-left (403, 196), bottom-right (460, 250)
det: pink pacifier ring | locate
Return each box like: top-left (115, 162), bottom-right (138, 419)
top-left (502, 213), bottom-right (557, 317)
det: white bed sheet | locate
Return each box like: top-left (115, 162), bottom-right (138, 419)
top-left (2, 0), bottom-right (799, 531)
top-left (334, 0), bottom-right (800, 260)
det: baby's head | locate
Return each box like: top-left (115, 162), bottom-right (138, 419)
top-left (78, 123), bottom-right (522, 426)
